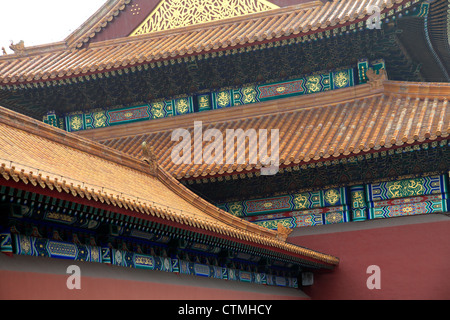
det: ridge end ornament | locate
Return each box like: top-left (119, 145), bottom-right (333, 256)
top-left (366, 68), bottom-right (387, 89)
top-left (142, 141), bottom-right (158, 175)
top-left (276, 223), bottom-right (292, 242)
top-left (9, 40), bottom-right (26, 56)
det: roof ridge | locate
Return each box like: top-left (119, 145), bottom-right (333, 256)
top-left (383, 80), bottom-right (450, 98)
top-left (0, 0), bottom-right (131, 61)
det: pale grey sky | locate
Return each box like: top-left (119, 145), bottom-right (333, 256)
top-left (0, 0), bottom-right (107, 53)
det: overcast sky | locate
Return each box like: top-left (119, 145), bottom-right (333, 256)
top-left (0, 0), bottom-right (107, 53)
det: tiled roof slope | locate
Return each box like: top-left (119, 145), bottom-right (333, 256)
top-left (0, 105), bottom-right (339, 266)
top-left (0, 0), bottom-right (407, 85)
top-left (65, 0), bottom-right (321, 48)
top-left (80, 80), bottom-right (450, 179)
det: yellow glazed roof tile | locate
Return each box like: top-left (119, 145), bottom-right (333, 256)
top-left (81, 80), bottom-right (450, 179)
top-left (0, 0), bottom-right (407, 85)
top-left (0, 105), bottom-right (340, 266)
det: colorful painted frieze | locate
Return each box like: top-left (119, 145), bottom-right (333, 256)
top-left (13, 234), bottom-right (103, 263)
top-left (111, 248), bottom-right (173, 272)
top-left (349, 175), bottom-right (448, 221)
top-left (250, 212), bottom-right (350, 230)
top-left (164, 259), bottom-right (296, 288)
top-left (211, 68), bottom-right (355, 110)
top-left (63, 97), bottom-right (194, 132)
top-left (247, 205), bottom-right (350, 230)
top-left (219, 187), bottom-right (348, 217)
top-left (350, 185), bottom-right (368, 221)
top-left (236, 174), bottom-right (448, 230)
top-left (368, 194), bottom-right (448, 220)
top-left (57, 63), bottom-right (364, 132)
top-left (366, 175), bottom-right (446, 203)
top-left (0, 230), bottom-right (12, 255)
top-left (7, 230), bottom-right (297, 288)
top-left (110, 248), bottom-right (285, 287)
top-left (55, 59), bottom-right (390, 133)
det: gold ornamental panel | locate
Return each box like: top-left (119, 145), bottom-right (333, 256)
top-left (130, 0), bottom-right (278, 35)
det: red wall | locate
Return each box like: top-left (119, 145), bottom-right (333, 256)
top-left (2, 216), bottom-right (449, 300)
top-left (0, 270), bottom-right (306, 300)
top-left (0, 255), bottom-right (308, 300)
top-left (291, 218), bottom-right (450, 300)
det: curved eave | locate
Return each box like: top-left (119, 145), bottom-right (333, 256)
top-left (0, 105), bottom-right (339, 268)
top-left (0, 160), bottom-right (339, 269)
top-left (0, 0), bottom-right (410, 86)
top-left (78, 80), bottom-right (449, 179)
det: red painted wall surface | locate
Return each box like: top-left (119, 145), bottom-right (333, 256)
top-left (0, 270), bottom-right (306, 300)
top-left (291, 219), bottom-right (450, 300)
top-left (0, 254), bottom-right (308, 300)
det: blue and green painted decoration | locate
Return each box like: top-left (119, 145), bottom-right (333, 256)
top-left (12, 233), bottom-right (108, 263)
top-left (210, 68), bottom-right (354, 110)
top-left (356, 175), bottom-right (448, 220)
top-left (218, 187), bottom-right (351, 230)
top-left (218, 174), bottom-right (449, 230)
top-left (44, 60), bottom-right (389, 132)
top-left (63, 97), bottom-right (194, 132)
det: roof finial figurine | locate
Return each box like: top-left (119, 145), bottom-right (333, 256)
top-left (142, 141), bottom-right (158, 175)
top-left (9, 40), bottom-right (25, 56)
top-left (1, 47), bottom-right (6, 55)
top-left (276, 223), bottom-right (292, 242)
top-left (366, 67), bottom-right (387, 89)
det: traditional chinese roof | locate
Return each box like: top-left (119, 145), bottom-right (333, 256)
top-left (78, 79), bottom-right (450, 179)
top-left (1, 0), bottom-right (448, 120)
top-left (66, 0), bottom-right (284, 47)
top-left (0, 0), bottom-right (409, 86)
top-left (0, 105), bottom-right (339, 268)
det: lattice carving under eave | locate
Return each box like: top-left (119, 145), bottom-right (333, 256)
top-left (129, 0), bottom-right (279, 36)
